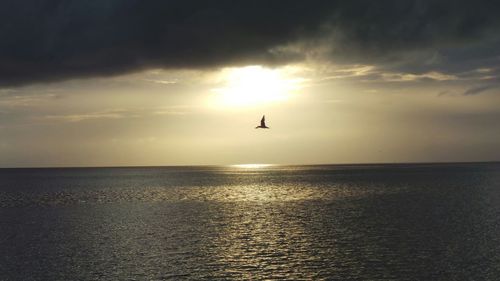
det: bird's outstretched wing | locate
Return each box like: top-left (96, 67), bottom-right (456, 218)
top-left (260, 115), bottom-right (266, 127)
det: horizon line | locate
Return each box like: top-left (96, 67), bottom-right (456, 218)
top-left (1, 160), bottom-right (499, 169)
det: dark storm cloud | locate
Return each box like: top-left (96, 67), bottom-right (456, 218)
top-left (1, 0), bottom-right (500, 86)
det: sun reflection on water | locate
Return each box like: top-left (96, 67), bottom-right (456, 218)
top-left (231, 163), bottom-right (274, 169)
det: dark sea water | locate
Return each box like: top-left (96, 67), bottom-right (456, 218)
top-left (1, 163), bottom-right (500, 280)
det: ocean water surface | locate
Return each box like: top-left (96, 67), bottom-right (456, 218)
top-left (1, 163), bottom-right (500, 280)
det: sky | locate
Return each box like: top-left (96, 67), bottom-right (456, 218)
top-left (1, 0), bottom-right (500, 167)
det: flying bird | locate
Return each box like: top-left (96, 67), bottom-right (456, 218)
top-left (255, 115), bottom-right (269, 129)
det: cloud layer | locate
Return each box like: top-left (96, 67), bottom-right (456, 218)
top-left (1, 0), bottom-right (499, 86)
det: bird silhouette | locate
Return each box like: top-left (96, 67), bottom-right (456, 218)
top-left (255, 115), bottom-right (269, 129)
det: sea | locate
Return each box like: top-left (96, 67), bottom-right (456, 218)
top-left (1, 163), bottom-right (500, 280)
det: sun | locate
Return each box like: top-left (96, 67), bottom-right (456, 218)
top-left (210, 65), bottom-right (302, 107)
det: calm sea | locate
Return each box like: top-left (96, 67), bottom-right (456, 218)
top-left (1, 163), bottom-right (500, 280)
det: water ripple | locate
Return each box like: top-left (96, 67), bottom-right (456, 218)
top-left (1, 164), bottom-right (500, 280)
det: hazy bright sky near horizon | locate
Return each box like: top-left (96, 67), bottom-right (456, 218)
top-left (1, 0), bottom-right (500, 167)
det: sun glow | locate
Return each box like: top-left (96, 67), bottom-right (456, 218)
top-left (210, 65), bottom-right (302, 107)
